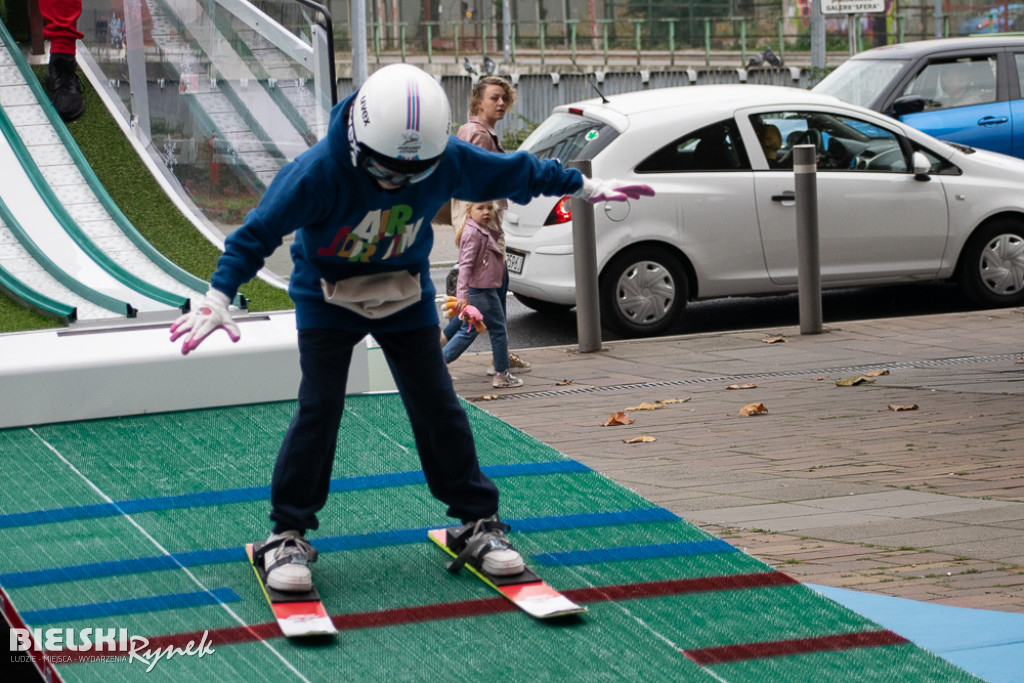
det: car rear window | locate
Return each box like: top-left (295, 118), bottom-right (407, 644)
top-left (635, 119), bottom-right (749, 172)
top-left (518, 112), bottom-right (619, 162)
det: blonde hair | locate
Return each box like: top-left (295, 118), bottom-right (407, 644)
top-left (469, 76), bottom-right (516, 117)
top-left (454, 201), bottom-right (496, 247)
top-left (453, 202), bottom-right (471, 247)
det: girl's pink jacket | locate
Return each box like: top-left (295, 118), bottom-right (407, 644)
top-left (456, 218), bottom-right (505, 301)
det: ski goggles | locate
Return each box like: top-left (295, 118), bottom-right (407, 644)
top-left (360, 154), bottom-right (439, 187)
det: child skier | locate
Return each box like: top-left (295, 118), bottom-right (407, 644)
top-left (170, 64), bottom-right (654, 592)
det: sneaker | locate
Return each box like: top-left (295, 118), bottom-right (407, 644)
top-left (487, 352), bottom-right (531, 375)
top-left (45, 53), bottom-right (85, 122)
top-left (261, 530), bottom-right (315, 592)
top-left (508, 352), bottom-right (532, 372)
top-left (491, 371), bottom-right (523, 388)
top-left (448, 517), bottom-right (524, 576)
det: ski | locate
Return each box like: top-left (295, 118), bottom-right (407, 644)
top-left (428, 527), bottom-right (587, 619)
top-left (245, 542), bottom-right (337, 637)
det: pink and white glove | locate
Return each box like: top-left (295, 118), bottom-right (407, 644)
top-left (169, 289), bottom-right (240, 356)
top-left (575, 176), bottom-right (656, 203)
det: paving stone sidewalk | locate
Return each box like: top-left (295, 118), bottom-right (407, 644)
top-left (446, 307), bottom-right (1024, 613)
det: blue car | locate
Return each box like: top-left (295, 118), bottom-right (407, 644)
top-left (813, 36), bottom-right (1024, 158)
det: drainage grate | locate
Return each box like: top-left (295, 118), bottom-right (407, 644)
top-left (491, 352), bottom-right (1024, 401)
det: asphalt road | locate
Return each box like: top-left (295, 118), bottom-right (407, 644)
top-left (429, 265), bottom-right (982, 352)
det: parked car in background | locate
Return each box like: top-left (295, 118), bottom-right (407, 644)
top-left (958, 4), bottom-right (1024, 34)
top-left (812, 36), bottom-right (1024, 158)
top-left (505, 85), bottom-right (1024, 337)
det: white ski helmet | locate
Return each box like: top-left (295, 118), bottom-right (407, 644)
top-left (348, 64), bottom-right (451, 185)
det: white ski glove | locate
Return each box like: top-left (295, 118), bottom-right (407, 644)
top-left (574, 176), bottom-right (656, 203)
top-left (169, 289), bottom-right (240, 356)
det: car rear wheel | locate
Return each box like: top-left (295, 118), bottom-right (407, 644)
top-left (513, 293), bottom-right (574, 313)
top-left (600, 246), bottom-right (687, 337)
top-left (959, 219), bottom-right (1024, 307)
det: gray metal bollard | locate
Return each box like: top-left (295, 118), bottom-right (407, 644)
top-left (568, 160), bottom-right (602, 352)
top-left (793, 145), bottom-right (823, 335)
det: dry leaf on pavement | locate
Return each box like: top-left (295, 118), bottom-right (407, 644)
top-left (888, 404), bottom-right (919, 412)
top-left (812, 377), bottom-right (827, 381)
top-left (761, 336), bottom-right (787, 344)
top-left (480, 394), bottom-right (498, 401)
top-left (624, 435), bottom-right (657, 444)
top-left (835, 376), bottom-right (876, 386)
top-left (602, 412), bottom-right (635, 426)
top-left (864, 369), bottom-right (890, 377)
top-left (738, 402), bottom-right (768, 417)
top-left (726, 384), bottom-right (757, 390)
top-left (624, 402), bottom-right (665, 411)
top-left (623, 398), bottom-right (692, 411)
top-left (556, 379), bottom-right (573, 386)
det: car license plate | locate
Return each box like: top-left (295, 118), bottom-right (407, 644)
top-left (506, 249), bottom-right (526, 274)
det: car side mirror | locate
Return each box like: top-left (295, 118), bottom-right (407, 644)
top-left (890, 95), bottom-right (926, 117)
top-left (912, 151), bottom-right (931, 181)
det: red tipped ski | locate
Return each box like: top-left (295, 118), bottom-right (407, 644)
top-left (245, 543), bottom-right (337, 637)
top-left (428, 528), bottom-right (586, 619)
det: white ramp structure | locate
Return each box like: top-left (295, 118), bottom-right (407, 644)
top-left (0, 313), bottom-right (397, 429)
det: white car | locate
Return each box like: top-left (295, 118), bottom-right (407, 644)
top-left (503, 84), bottom-right (1024, 337)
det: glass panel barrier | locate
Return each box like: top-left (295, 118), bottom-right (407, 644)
top-left (77, 0), bottom-right (334, 233)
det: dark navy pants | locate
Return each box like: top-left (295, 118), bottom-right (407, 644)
top-left (270, 325), bottom-right (500, 533)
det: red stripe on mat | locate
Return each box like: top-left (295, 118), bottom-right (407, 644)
top-left (683, 630), bottom-right (912, 666)
top-left (57, 572), bottom-right (796, 663)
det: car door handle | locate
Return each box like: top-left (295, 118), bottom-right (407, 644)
top-left (978, 116), bottom-right (1009, 126)
top-left (771, 191), bottom-right (795, 202)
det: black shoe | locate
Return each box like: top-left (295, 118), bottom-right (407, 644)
top-left (45, 53), bottom-right (85, 122)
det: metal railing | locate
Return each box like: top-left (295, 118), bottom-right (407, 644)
top-left (333, 9), bottom-right (986, 67)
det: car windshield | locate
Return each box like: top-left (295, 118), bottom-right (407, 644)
top-left (518, 112), bottom-right (619, 162)
top-left (813, 59), bottom-right (909, 107)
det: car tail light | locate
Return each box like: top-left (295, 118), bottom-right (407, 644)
top-left (544, 196), bottom-right (572, 225)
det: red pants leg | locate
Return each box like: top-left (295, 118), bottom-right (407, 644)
top-left (39, 0), bottom-right (84, 55)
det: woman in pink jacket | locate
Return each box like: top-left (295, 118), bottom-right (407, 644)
top-left (442, 76), bottom-right (531, 375)
top-left (443, 201), bottom-right (522, 388)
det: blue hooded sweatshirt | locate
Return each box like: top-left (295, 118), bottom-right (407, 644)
top-left (211, 93), bottom-right (583, 332)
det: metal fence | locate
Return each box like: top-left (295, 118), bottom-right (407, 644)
top-left (321, 2), bottom-right (1014, 62)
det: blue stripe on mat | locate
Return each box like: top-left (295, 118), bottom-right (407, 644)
top-left (0, 460), bottom-right (590, 529)
top-left (19, 587), bottom-right (241, 625)
top-left (0, 508), bottom-right (676, 588)
top-left (533, 539), bottom-right (737, 566)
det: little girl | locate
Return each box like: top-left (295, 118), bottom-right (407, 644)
top-left (443, 202), bottom-right (522, 388)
